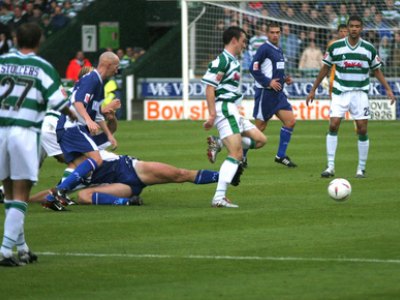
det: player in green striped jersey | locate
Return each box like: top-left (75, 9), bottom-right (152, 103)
top-left (202, 26), bottom-right (266, 208)
top-left (0, 23), bottom-right (75, 266)
top-left (306, 15), bottom-right (396, 179)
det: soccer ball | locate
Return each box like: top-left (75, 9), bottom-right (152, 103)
top-left (328, 178), bottom-right (351, 201)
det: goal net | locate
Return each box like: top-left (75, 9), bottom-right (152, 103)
top-left (182, 0), bottom-right (400, 97)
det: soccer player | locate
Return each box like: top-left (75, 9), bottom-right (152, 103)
top-left (38, 152), bottom-right (221, 210)
top-left (0, 23), bottom-right (75, 266)
top-left (202, 26), bottom-right (266, 208)
top-left (49, 51), bottom-right (120, 204)
top-left (40, 66), bottom-right (96, 166)
top-left (306, 15), bottom-right (396, 178)
top-left (249, 22), bottom-right (297, 168)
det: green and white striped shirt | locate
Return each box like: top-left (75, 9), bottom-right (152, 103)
top-left (323, 37), bottom-right (382, 95)
top-left (0, 51), bottom-right (68, 131)
top-left (202, 49), bottom-right (242, 103)
top-left (248, 35), bottom-right (268, 58)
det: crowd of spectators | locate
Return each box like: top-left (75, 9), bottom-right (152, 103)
top-left (0, 0), bottom-right (95, 54)
top-left (211, 0), bottom-right (400, 77)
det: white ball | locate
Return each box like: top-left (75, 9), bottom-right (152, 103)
top-left (328, 178), bottom-right (351, 201)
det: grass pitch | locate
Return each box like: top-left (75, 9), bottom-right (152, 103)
top-left (1, 120), bottom-right (400, 299)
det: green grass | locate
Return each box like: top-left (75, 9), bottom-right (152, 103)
top-left (1, 120), bottom-right (400, 300)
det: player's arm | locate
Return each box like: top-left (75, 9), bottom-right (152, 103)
top-left (98, 119), bottom-right (117, 150)
top-left (373, 68), bottom-right (396, 105)
top-left (203, 85), bottom-right (217, 130)
top-left (306, 64), bottom-right (330, 106)
top-left (249, 46), bottom-right (272, 88)
top-left (73, 101), bottom-right (100, 134)
top-left (101, 99), bottom-right (121, 114)
top-left (60, 106), bottom-right (77, 121)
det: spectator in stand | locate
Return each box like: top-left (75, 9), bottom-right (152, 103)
top-left (285, 6), bottom-right (295, 20)
top-left (371, 12), bottom-right (393, 40)
top-left (331, 3), bottom-right (349, 29)
top-left (123, 46), bottom-right (135, 63)
top-left (24, 2), bottom-right (35, 22)
top-left (0, 32), bottom-right (12, 54)
top-left (365, 29), bottom-right (379, 49)
top-left (116, 48), bottom-right (131, 71)
top-left (7, 6), bottom-right (28, 33)
top-left (133, 47), bottom-right (146, 62)
top-left (378, 36), bottom-right (392, 65)
top-left (382, 0), bottom-right (400, 24)
top-left (298, 38), bottom-right (323, 77)
top-left (223, 8), bottom-right (235, 28)
top-left (0, 3), bottom-right (13, 26)
top-left (280, 24), bottom-right (299, 74)
top-left (299, 3), bottom-right (312, 23)
top-left (297, 30), bottom-right (307, 56)
top-left (349, 3), bottom-right (360, 16)
top-left (50, 4), bottom-right (69, 31)
top-left (47, 0), bottom-right (58, 16)
top-left (246, 1), bottom-right (263, 29)
top-left (28, 4), bottom-right (43, 24)
top-left (362, 7), bottom-right (374, 28)
top-left (65, 50), bottom-right (92, 81)
top-left (40, 13), bottom-right (53, 38)
top-left (391, 31), bottom-right (400, 76)
top-left (212, 19), bottom-right (225, 56)
top-left (63, 1), bottom-right (77, 18)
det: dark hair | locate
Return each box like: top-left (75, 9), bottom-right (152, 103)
top-left (17, 23), bottom-right (42, 49)
top-left (267, 22), bottom-right (281, 31)
top-left (337, 24), bottom-right (347, 31)
top-left (347, 15), bottom-right (363, 26)
top-left (222, 26), bottom-right (246, 45)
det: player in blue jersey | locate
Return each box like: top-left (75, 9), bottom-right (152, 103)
top-left (49, 51), bottom-right (120, 204)
top-left (249, 22), bottom-right (297, 168)
top-left (36, 152), bottom-right (221, 210)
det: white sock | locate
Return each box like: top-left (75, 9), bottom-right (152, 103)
top-left (61, 168), bottom-right (75, 182)
top-left (214, 158), bottom-right (239, 200)
top-left (1, 201), bottom-right (27, 258)
top-left (357, 139), bottom-right (369, 171)
top-left (326, 133), bottom-right (338, 170)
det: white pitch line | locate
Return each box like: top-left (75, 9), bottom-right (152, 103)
top-left (36, 252), bottom-right (400, 265)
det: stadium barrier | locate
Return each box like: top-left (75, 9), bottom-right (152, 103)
top-left (138, 77), bottom-right (400, 121)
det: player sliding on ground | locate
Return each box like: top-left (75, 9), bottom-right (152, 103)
top-left (37, 151), bottom-right (223, 211)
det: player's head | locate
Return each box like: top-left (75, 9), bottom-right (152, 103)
top-left (267, 22), bottom-right (281, 46)
top-left (347, 15), bottom-right (363, 39)
top-left (78, 66), bottom-right (94, 79)
top-left (16, 22), bottom-right (42, 50)
top-left (337, 24), bottom-right (348, 38)
top-left (98, 51), bottom-right (120, 79)
top-left (223, 26), bottom-right (247, 55)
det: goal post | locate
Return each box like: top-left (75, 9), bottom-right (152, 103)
top-left (181, 0), bottom-right (400, 119)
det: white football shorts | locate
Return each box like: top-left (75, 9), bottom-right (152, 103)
top-left (214, 101), bottom-right (255, 140)
top-left (330, 91), bottom-right (370, 120)
top-left (0, 127), bottom-right (40, 181)
top-left (41, 114), bottom-right (63, 157)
